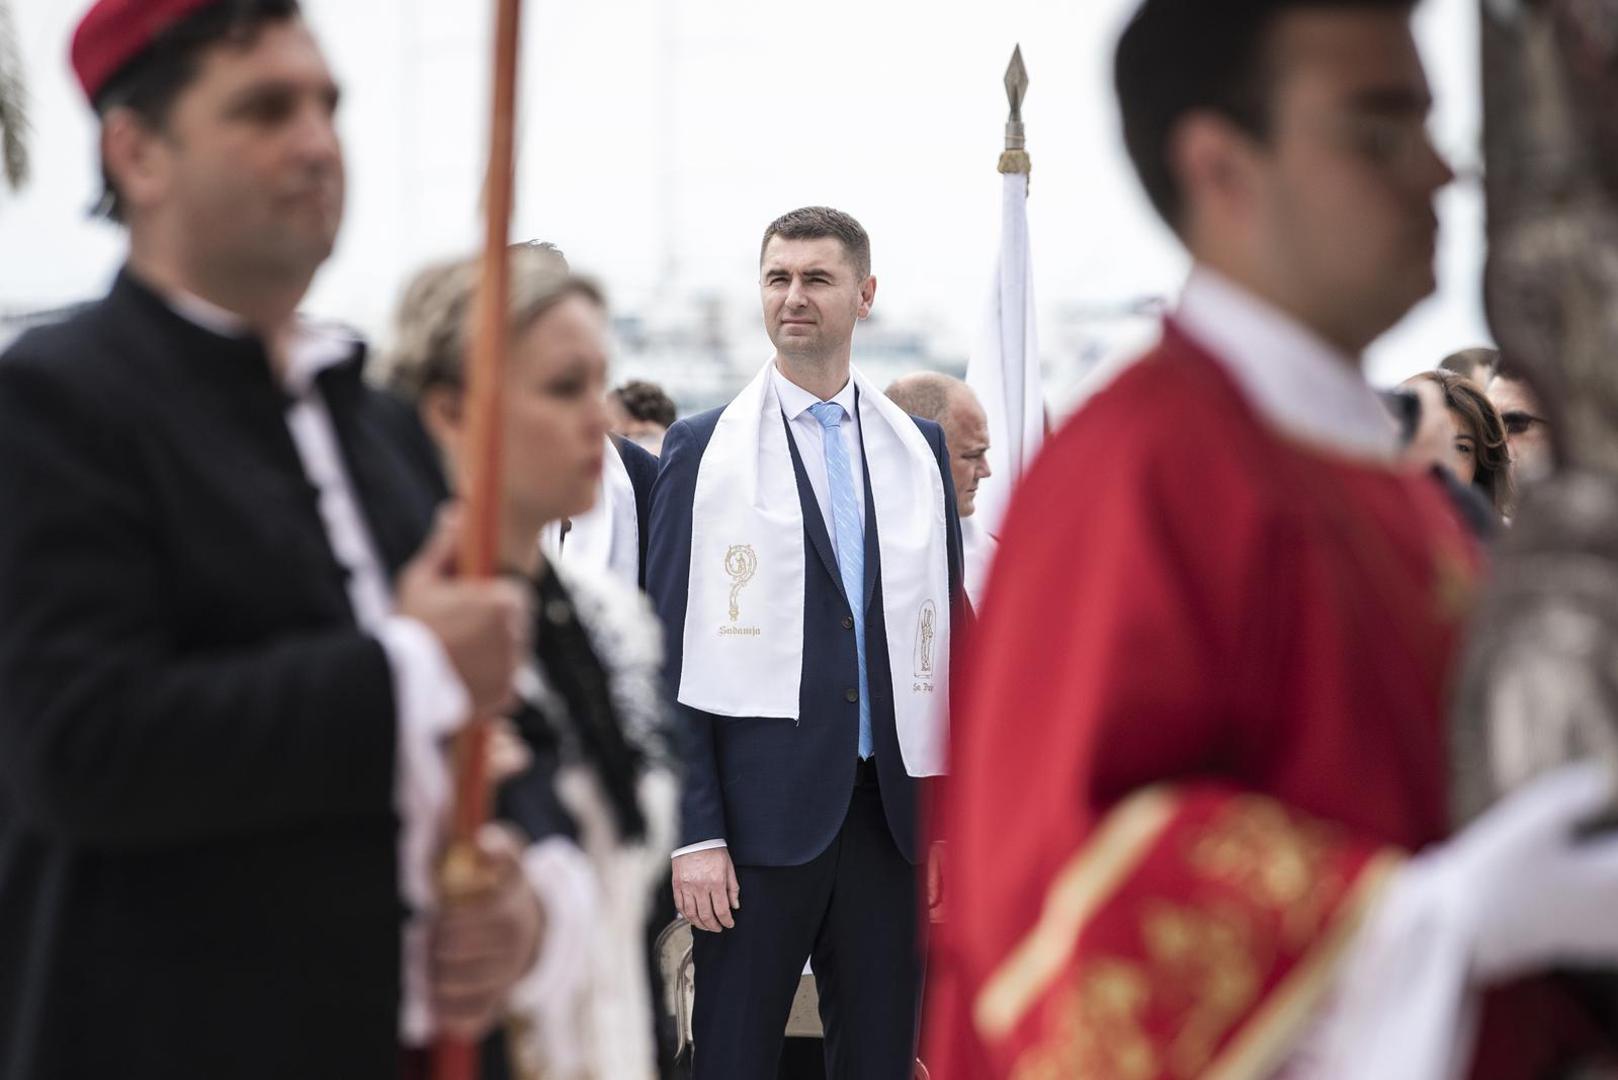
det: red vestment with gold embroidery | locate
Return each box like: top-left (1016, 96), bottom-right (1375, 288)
top-left (923, 326), bottom-right (1590, 1079)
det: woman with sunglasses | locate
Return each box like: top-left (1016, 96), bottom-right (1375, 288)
top-left (1488, 368), bottom-right (1553, 486)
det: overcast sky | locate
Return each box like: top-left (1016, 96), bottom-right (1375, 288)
top-left (2, 0), bottom-right (1488, 389)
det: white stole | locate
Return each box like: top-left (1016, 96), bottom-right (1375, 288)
top-left (541, 436), bottom-right (640, 588)
top-left (677, 360), bottom-right (951, 777)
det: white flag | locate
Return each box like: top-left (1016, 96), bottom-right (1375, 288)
top-left (965, 169), bottom-right (1042, 536)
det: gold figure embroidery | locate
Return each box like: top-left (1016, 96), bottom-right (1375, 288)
top-left (914, 600), bottom-right (938, 678)
top-left (724, 544), bottom-right (758, 623)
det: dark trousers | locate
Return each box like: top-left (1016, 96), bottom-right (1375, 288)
top-left (692, 762), bottom-right (921, 1080)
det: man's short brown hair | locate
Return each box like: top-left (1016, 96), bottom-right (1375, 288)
top-left (1115, 0), bottom-right (1416, 232)
top-left (759, 206), bottom-right (871, 280)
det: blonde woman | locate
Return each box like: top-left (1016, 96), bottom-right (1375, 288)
top-left (384, 249), bottom-right (676, 1080)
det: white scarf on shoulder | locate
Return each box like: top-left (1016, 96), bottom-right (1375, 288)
top-left (677, 359), bottom-right (950, 777)
top-left (541, 436), bottom-right (640, 588)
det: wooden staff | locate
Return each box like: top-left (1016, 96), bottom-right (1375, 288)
top-left (433, 0), bottom-right (523, 1077)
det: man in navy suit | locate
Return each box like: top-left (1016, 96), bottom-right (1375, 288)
top-left (646, 207), bottom-right (963, 1078)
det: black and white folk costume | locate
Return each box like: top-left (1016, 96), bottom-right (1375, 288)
top-left (498, 560), bottom-right (676, 1080)
top-left (0, 271), bottom-right (470, 1079)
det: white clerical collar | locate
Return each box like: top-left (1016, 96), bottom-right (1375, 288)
top-left (1175, 265), bottom-right (1401, 462)
top-left (163, 286), bottom-right (357, 398)
top-left (770, 361), bottom-right (858, 422)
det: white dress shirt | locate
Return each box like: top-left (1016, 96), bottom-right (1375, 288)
top-left (1174, 265), bottom-right (1402, 463)
top-left (671, 362), bottom-right (867, 860)
top-left (771, 362), bottom-right (868, 543)
top-left (165, 290), bottom-right (469, 1044)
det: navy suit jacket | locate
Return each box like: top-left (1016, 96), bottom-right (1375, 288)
top-left (646, 398), bottom-right (963, 867)
top-left (610, 433), bottom-right (659, 588)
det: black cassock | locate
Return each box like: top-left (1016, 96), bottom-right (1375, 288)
top-left (0, 270), bottom-right (448, 1080)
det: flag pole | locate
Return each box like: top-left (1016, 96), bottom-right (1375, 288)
top-left (433, 0), bottom-right (523, 1077)
top-left (997, 45), bottom-right (1042, 449)
top-left (966, 45), bottom-right (1042, 536)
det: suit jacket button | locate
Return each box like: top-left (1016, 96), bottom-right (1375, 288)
top-left (841, 615), bottom-right (854, 630)
top-left (844, 688), bottom-right (858, 703)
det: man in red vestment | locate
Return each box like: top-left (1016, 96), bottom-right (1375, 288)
top-left (924, 2), bottom-right (1618, 1077)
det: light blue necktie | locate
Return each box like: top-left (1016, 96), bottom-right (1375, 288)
top-left (808, 401), bottom-right (873, 760)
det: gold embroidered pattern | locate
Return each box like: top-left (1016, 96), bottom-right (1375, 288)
top-left (723, 544), bottom-right (758, 622)
top-left (1140, 902), bottom-right (1263, 1078)
top-left (1010, 959), bottom-right (1157, 1080)
top-left (1205, 850), bottom-right (1402, 1080)
top-left (1185, 797), bottom-right (1343, 948)
top-left (974, 789), bottom-right (1177, 1041)
top-left (999, 793), bottom-right (1395, 1080)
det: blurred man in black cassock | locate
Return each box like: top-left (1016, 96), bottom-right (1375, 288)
top-left (0, 3), bottom-right (548, 1078)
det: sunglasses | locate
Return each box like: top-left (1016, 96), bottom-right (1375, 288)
top-left (1501, 410), bottom-right (1547, 437)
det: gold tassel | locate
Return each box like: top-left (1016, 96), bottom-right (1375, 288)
top-left (997, 150), bottom-right (1031, 176)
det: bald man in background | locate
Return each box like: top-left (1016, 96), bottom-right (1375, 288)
top-left (886, 373), bottom-right (995, 611)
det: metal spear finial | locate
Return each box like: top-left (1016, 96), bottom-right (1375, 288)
top-left (1000, 45), bottom-right (1030, 175)
top-left (1004, 44), bottom-right (1028, 151)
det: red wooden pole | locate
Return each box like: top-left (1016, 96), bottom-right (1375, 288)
top-left (433, 0), bottom-right (523, 1077)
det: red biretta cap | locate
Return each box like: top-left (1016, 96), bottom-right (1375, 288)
top-left (71, 0), bottom-right (219, 105)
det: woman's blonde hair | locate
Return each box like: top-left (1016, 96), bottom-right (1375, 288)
top-left (381, 243), bottom-right (603, 401)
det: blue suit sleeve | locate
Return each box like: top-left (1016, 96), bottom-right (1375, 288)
top-left (645, 419), bottom-right (728, 848)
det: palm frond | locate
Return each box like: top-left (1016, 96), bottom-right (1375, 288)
top-left (0, 0), bottom-right (30, 191)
